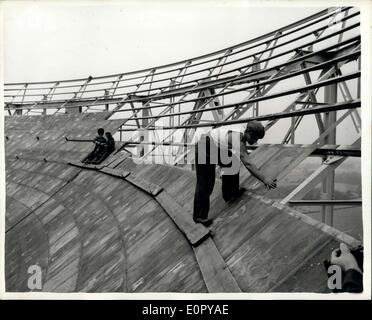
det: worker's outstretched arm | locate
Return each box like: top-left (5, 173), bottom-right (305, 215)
top-left (239, 140), bottom-right (277, 189)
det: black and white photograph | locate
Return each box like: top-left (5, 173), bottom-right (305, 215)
top-left (0, 0), bottom-right (370, 302)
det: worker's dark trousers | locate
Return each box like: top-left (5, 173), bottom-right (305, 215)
top-left (83, 145), bottom-right (105, 163)
top-left (193, 136), bottom-right (240, 220)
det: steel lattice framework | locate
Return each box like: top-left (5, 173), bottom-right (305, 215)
top-left (4, 7), bottom-right (362, 226)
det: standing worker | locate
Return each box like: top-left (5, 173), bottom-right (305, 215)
top-left (193, 120), bottom-right (277, 227)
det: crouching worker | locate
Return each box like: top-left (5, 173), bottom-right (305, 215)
top-left (82, 128), bottom-right (107, 164)
top-left (104, 132), bottom-right (115, 155)
top-left (193, 120), bottom-right (277, 227)
top-left (95, 132), bottom-right (116, 163)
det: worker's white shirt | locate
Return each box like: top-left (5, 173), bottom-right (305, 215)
top-left (209, 125), bottom-right (245, 153)
top-left (194, 126), bottom-right (244, 175)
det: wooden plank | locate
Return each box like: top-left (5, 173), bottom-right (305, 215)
top-left (73, 169), bottom-right (206, 293)
top-left (104, 151), bottom-right (131, 168)
top-left (210, 194), bottom-right (278, 259)
top-left (6, 196), bottom-right (33, 230)
top-left (125, 173), bottom-right (163, 196)
top-left (223, 202), bottom-right (333, 292)
top-left (7, 182), bottom-right (82, 292)
top-left (48, 174), bottom-right (126, 292)
top-left (122, 199), bottom-right (207, 293)
top-left (155, 191), bottom-right (210, 246)
top-left (271, 200), bottom-right (362, 248)
top-left (5, 123), bottom-right (207, 291)
top-left (114, 157), bottom-right (138, 172)
top-left (6, 182), bottom-right (50, 214)
top-left (270, 238), bottom-right (336, 292)
top-left (77, 235), bottom-right (124, 292)
top-left (46, 238), bottom-right (81, 290)
top-left (164, 172), bottom-right (195, 207)
top-left (6, 159), bottom-right (80, 183)
top-left (193, 238), bottom-right (241, 292)
top-left (5, 230), bottom-right (23, 291)
top-left (68, 161), bottom-right (103, 170)
top-left (5, 213), bottom-right (49, 291)
top-left (137, 164), bottom-right (186, 189)
top-left (134, 164), bottom-right (170, 181)
top-left (8, 169), bottom-right (67, 196)
top-left (79, 252), bottom-right (124, 292)
top-left (43, 259), bottom-right (80, 292)
top-left (242, 145), bottom-right (315, 194)
top-left (100, 167), bottom-right (130, 178)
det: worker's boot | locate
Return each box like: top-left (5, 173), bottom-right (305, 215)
top-left (227, 187), bottom-right (247, 203)
top-left (193, 218), bottom-right (213, 227)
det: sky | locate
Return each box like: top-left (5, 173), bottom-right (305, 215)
top-left (2, 1), bottom-right (329, 83)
